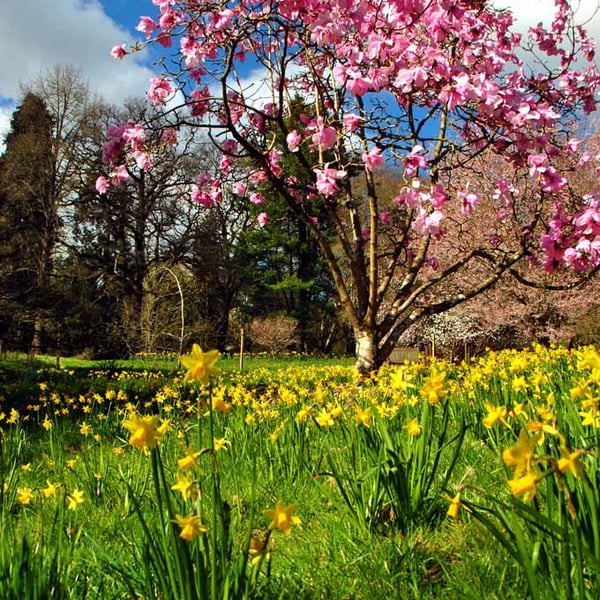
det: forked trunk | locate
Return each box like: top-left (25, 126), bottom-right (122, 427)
top-left (354, 331), bottom-right (378, 375)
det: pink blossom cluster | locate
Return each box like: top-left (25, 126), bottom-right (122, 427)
top-left (96, 121), bottom-right (156, 194)
top-left (190, 173), bottom-right (222, 207)
top-left (100, 0), bottom-right (600, 273)
top-left (541, 196), bottom-right (600, 272)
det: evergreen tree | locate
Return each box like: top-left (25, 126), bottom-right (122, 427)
top-left (0, 93), bottom-right (58, 352)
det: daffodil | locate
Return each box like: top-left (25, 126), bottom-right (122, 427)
top-left (353, 406), bottom-right (372, 427)
top-left (66, 489), bottom-right (85, 510)
top-left (557, 443), bottom-right (585, 478)
top-left (180, 344), bottom-right (221, 385)
top-left (171, 473), bottom-right (198, 501)
top-left (177, 446), bottom-right (202, 471)
top-left (502, 430), bottom-right (539, 478)
top-left (446, 492), bottom-right (461, 519)
top-left (173, 514), bottom-right (209, 541)
top-left (315, 409), bottom-right (334, 428)
top-left (507, 472), bottom-right (538, 501)
top-left (17, 488), bottom-right (34, 505)
top-left (403, 418), bottom-right (422, 436)
top-left (482, 403), bottom-right (509, 429)
top-left (122, 413), bottom-right (165, 451)
top-left (213, 437), bottom-right (230, 452)
top-left (41, 480), bottom-right (58, 499)
top-left (263, 500), bottom-right (301, 536)
top-left (421, 369), bottom-right (446, 404)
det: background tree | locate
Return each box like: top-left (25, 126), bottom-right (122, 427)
top-left (0, 93), bottom-right (57, 353)
top-left (77, 99), bottom-right (206, 354)
top-left (104, 0), bottom-right (600, 372)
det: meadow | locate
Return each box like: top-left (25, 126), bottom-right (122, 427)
top-left (0, 344), bottom-right (598, 599)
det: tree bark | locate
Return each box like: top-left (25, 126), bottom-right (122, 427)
top-left (354, 330), bottom-right (378, 375)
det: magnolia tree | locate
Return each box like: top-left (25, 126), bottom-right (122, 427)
top-left (99, 0), bottom-right (600, 373)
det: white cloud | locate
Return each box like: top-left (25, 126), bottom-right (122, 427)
top-left (496, 0), bottom-right (600, 39)
top-left (0, 106), bottom-right (12, 147)
top-left (0, 0), bottom-right (154, 148)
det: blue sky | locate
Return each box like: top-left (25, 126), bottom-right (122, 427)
top-left (0, 0), bottom-right (599, 148)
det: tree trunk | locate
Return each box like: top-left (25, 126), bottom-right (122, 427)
top-left (354, 330), bottom-right (378, 375)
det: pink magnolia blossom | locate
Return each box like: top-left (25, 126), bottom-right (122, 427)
top-left (343, 113), bottom-right (361, 133)
top-left (219, 154), bottom-right (233, 174)
top-left (362, 146), bottom-right (384, 171)
top-left (250, 192), bottom-right (265, 204)
top-left (136, 16), bottom-right (158, 38)
top-left (250, 169), bottom-right (268, 184)
top-left (412, 209), bottom-right (444, 238)
top-left (102, 0), bottom-right (600, 289)
top-left (268, 150), bottom-right (283, 177)
top-left (458, 189), bottom-right (479, 215)
top-left (314, 165), bottom-right (347, 197)
top-left (257, 212), bottom-right (269, 227)
top-left (528, 154), bottom-right (548, 177)
top-left (160, 128), bottom-right (177, 146)
top-left (110, 45), bottom-right (126, 60)
top-left (286, 130), bottom-right (302, 152)
top-left (220, 139), bottom-right (238, 154)
top-left (113, 164), bottom-right (129, 183)
top-left (566, 138), bottom-right (581, 153)
top-left (311, 118), bottom-right (337, 151)
top-left (190, 86), bottom-right (211, 118)
top-left (380, 211), bottom-right (392, 225)
top-left (147, 77), bottom-right (173, 105)
top-left (232, 182), bottom-right (248, 196)
top-left (95, 175), bottom-right (109, 195)
top-left (403, 146), bottom-right (428, 177)
top-left (541, 167), bottom-right (567, 193)
top-left (133, 150), bottom-right (153, 171)
top-left (122, 123), bottom-right (146, 148)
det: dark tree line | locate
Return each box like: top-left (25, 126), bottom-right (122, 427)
top-left (0, 66), bottom-right (345, 358)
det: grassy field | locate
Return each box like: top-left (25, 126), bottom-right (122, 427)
top-left (0, 345), bottom-right (598, 599)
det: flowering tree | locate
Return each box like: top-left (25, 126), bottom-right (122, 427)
top-left (101, 0), bottom-right (600, 373)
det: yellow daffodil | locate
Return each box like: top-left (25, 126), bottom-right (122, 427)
top-left (315, 409), bottom-right (334, 428)
top-left (178, 446), bottom-right (202, 471)
top-left (353, 406), bottom-right (372, 427)
top-left (66, 489), bottom-right (85, 510)
top-left (122, 413), bottom-right (165, 451)
top-left (213, 437), bottom-right (230, 452)
top-left (296, 405), bottom-right (313, 423)
top-left (446, 492), bottom-right (461, 519)
top-left (507, 472), bottom-right (538, 501)
top-left (263, 500), bottom-right (301, 536)
top-left (171, 474), bottom-right (198, 501)
top-left (173, 514), bottom-right (209, 541)
top-left (403, 418), bottom-right (422, 436)
top-left (557, 443), bottom-right (585, 478)
top-left (502, 430), bottom-right (539, 478)
top-left (511, 376), bottom-right (527, 393)
top-left (180, 344), bottom-right (221, 385)
top-left (41, 480), bottom-right (58, 499)
top-left (421, 369), bottom-right (446, 404)
top-left (482, 403), bottom-right (509, 429)
top-left (17, 488), bottom-right (34, 505)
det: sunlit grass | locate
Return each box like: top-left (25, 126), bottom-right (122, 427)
top-left (0, 344), bottom-right (598, 598)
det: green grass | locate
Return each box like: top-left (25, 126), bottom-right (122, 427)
top-left (0, 346), bottom-right (598, 599)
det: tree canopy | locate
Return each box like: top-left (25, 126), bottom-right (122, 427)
top-left (100, 0), bottom-right (600, 372)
